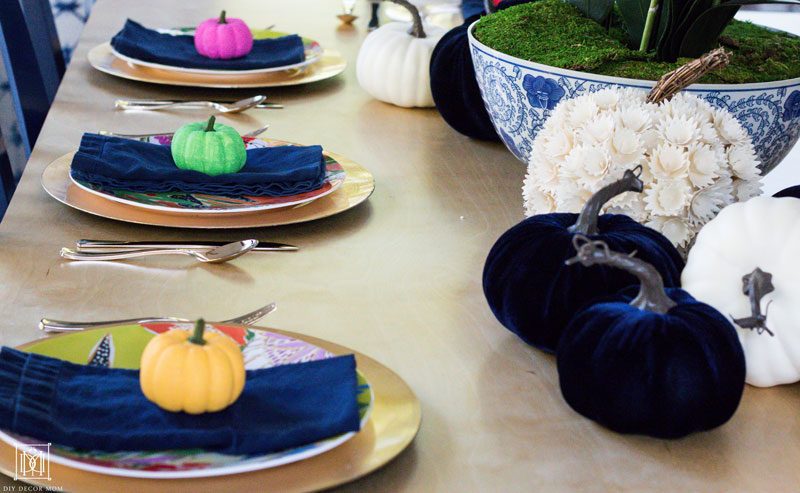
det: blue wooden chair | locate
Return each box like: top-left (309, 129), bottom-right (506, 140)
top-left (0, 0), bottom-right (64, 218)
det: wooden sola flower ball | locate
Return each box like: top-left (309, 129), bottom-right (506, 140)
top-left (523, 87), bottom-right (763, 248)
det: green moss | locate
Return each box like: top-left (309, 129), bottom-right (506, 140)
top-left (474, 0), bottom-right (800, 83)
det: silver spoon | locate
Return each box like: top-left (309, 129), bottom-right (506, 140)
top-left (60, 240), bottom-right (258, 264)
top-left (115, 95), bottom-right (267, 114)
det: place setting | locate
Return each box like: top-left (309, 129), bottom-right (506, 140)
top-left (88, 10), bottom-right (348, 88)
top-left (41, 115), bottom-right (375, 228)
top-left (0, 313), bottom-right (419, 490)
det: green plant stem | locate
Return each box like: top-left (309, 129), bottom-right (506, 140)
top-left (205, 115), bottom-right (216, 132)
top-left (189, 319), bottom-right (207, 345)
top-left (639, 0), bottom-right (660, 52)
top-left (219, 10), bottom-right (227, 24)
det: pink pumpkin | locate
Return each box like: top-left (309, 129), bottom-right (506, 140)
top-left (194, 10), bottom-right (254, 60)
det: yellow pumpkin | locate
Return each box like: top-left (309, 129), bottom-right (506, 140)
top-left (140, 319), bottom-right (245, 414)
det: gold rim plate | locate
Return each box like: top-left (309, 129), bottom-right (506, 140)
top-left (41, 149), bottom-right (374, 228)
top-left (1, 327), bottom-right (420, 492)
top-left (88, 43), bottom-right (347, 88)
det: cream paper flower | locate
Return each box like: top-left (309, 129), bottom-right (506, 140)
top-left (689, 175), bottom-right (734, 225)
top-left (646, 216), bottom-right (692, 247)
top-left (687, 143), bottom-right (720, 188)
top-left (650, 143), bottom-right (689, 179)
top-left (658, 115), bottom-right (700, 147)
top-left (568, 99), bottom-right (599, 127)
top-left (592, 88), bottom-right (620, 110)
top-left (727, 142), bottom-right (761, 180)
top-left (714, 109), bottom-right (749, 144)
top-left (644, 178), bottom-right (691, 216)
top-left (564, 145), bottom-right (610, 188)
top-left (617, 106), bottom-right (651, 132)
top-left (523, 185), bottom-right (556, 216)
top-left (543, 129), bottom-right (574, 159)
top-left (610, 127), bottom-right (644, 166)
top-left (582, 114), bottom-right (615, 144)
top-left (732, 178), bottom-right (762, 202)
top-left (555, 182), bottom-right (595, 214)
top-left (523, 88), bottom-right (762, 247)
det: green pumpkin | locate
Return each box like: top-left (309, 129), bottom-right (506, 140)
top-left (171, 116), bottom-right (247, 176)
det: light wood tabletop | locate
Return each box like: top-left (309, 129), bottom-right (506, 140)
top-left (0, 1), bottom-right (799, 491)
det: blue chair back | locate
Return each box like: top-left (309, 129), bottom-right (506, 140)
top-left (0, 0), bottom-right (64, 218)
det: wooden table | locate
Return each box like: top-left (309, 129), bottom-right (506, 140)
top-left (1, 1), bottom-right (799, 491)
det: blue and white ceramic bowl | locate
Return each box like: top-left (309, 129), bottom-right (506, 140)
top-left (467, 21), bottom-right (800, 174)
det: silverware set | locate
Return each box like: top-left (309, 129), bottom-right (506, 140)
top-left (59, 88), bottom-right (287, 331)
top-left (40, 301), bottom-right (277, 333)
top-left (99, 122), bottom-right (271, 140)
top-left (60, 239), bottom-right (298, 264)
top-left (116, 95), bottom-right (283, 113)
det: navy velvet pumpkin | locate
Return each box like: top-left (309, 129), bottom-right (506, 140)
top-left (430, 15), bottom-right (498, 141)
top-left (557, 286), bottom-right (745, 439)
top-left (483, 214), bottom-right (684, 351)
top-left (773, 185), bottom-right (800, 198)
top-left (430, 1), bottom-right (535, 141)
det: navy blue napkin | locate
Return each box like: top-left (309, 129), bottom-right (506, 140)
top-left (70, 133), bottom-right (326, 197)
top-left (0, 348), bottom-right (360, 455)
top-left (110, 20), bottom-right (305, 70)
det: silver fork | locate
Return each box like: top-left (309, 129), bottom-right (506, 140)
top-left (39, 302), bottom-right (277, 333)
top-left (98, 123), bottom-right (270, 140)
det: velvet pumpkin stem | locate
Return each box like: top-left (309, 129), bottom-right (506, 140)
top-left (569, 166), bottom-right (644, 236)
top-left (190, 318), bottom-right (207, 345)
top-left (387, 0), bottom-right (426, 38)
top-left (205, 115), bottom-right (216, 132)
top-left (566, 235), bottom-right (677, 314)
top-left (219, 10), bottom-right (227, 24)
top-left (732, 267), bottom-right (775, 336)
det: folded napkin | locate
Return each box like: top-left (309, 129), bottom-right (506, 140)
top-left (0, 348), bottom-right (360, 455)
top-left (110, 20), bottom-right (306, 70)
top-left (70, 134), bottom-right (326, 197)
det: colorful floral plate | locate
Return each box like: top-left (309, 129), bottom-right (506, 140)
top-left (70, 135), bottom-right (346, 214)
top-left (111, 29), bottom-right (323, 75)
top-left (0, 324), bottom-right (373, 479)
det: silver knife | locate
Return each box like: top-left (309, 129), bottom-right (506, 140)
top-left (77, 239), bottom-right (298, 252)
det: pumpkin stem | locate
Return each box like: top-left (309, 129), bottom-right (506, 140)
top-left (204, 115), bottom-right (216, 132)
top-left (189, 318), bottom-right (207, 345)
top-left (569, 166), bottom-right (644, 236)
top-left (732, 267), bottom-right (775, 336)
top-left (566, 235), bottom-right (677, 314)
top-left (387, 0), bottom-right (426, 38)
top-left (219, 10), bottom-right (227, 24)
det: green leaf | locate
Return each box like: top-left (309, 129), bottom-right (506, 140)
top-left (653, 0), bottom-right (695, 60)
top-left (655, 0), bottom-right (674, 55)
top-left (565, 0), bottom-right (615, 24)
top-left (678, 5), bottom-right (739, 57)
top-left (678, 0), bottom-right (800, 57)
top-left (616, 0), bottom-right (652, 46)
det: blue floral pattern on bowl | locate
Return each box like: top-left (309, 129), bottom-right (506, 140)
top-left (785, 90), bottom-right (800, 121)
top-left (467, 22), bottom-right (800, 175)
top-left (522, 75), bottom-right (565, 110)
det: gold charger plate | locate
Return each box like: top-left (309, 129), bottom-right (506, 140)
top-left (41, 150), bottom-right (374, 228)
top-left (0, 327), bottom-right (421, 492)
top-left (88, 43), bottom-right (347, 88)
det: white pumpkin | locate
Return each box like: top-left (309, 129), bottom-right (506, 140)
top-left (682, 196), bottom-right (800, 387)
top-left (356, 0), bottom-right (445, 108)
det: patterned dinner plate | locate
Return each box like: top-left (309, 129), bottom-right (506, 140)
top-left (70, 135), bottom-right (346, 215)
top-left (110, 29), bottom-right (324, 75)
top-left (0, 324), bottom-right (373, 479)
